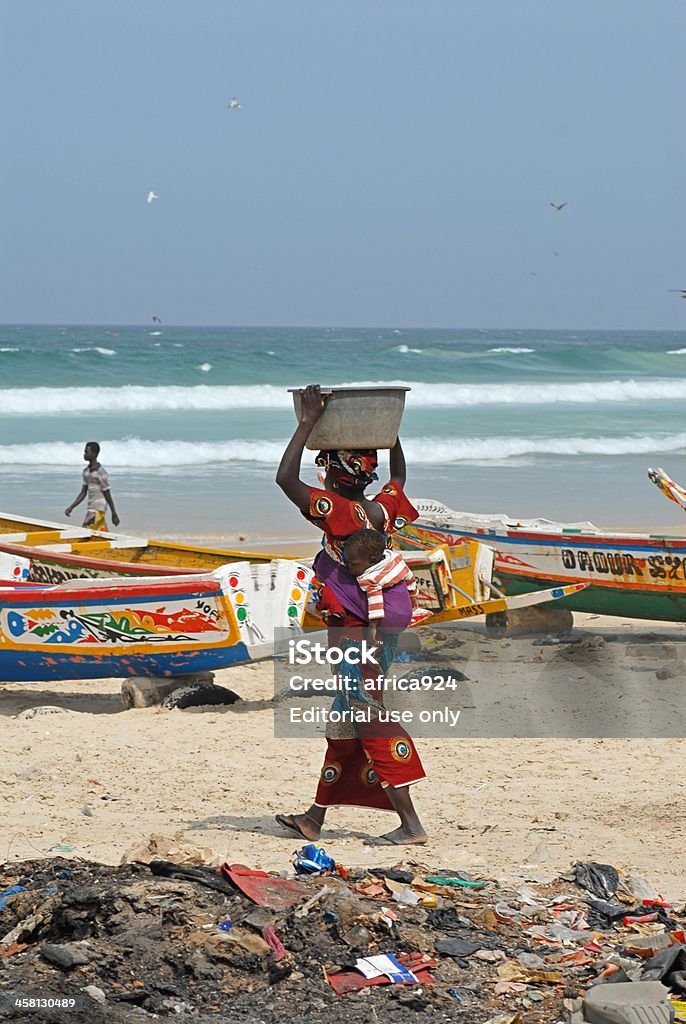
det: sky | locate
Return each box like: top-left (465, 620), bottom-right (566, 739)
top-left (1, 0), bottom-right (684, 329)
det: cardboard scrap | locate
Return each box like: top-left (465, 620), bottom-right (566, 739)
top-left (496, 960), bottom-right (563, 985)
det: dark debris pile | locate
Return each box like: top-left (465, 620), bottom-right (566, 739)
top-left (0, 857), bottom-right (684, 1024)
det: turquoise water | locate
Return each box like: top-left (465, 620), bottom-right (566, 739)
top-left (2, 324), bottom-right (686, 537)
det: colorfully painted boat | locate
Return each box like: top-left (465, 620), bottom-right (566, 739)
top-left (397, 499), bottom-right (686, 621)
top-left (0, 511), bottom-right (275, 585)
top-left (0, 512), bottom-right (586, 651)
top-left (648, 466), bottom-right (686, 513)
top-left (0, 560), bottom-right (313, 683)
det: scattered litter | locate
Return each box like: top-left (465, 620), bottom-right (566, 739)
top-left (262, 926), bottom-right (286, 960)
top-left (220, 863), bottom-right (305, 911)
top-left (355, 952), bottom-right (418, 983)
top-left (148, 859), bottom-right (236, 895)
top-left (435, 937), bottom-right (481, 958)
top-left (293, 843), bottom-right (336, 875)
top-left (425, 874), bottom-right (487, 889)
top-left (0, 885), bottom-right (26, 911)
top-left (574, 860), bottom-right (620, 899)
top-left (294, 884), bottom-right (332, 918)
top-left (369, 867), bottom-right (414, 884)
top-left (326, 952), bottom-right (437, 994)
top-left (0, 853), bottom-right (683, 1021)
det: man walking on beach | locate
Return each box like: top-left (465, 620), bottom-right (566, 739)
top-left (64, 442), bottom-right (120, 531)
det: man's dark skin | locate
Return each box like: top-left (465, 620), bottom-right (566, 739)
top-left (65, 443), bottom-right (120, 528)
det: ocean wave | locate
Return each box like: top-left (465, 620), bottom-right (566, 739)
top-left (0, 347), bottom-right (19, 352)
top-left (666, 348), bottom-right (686, 355)
top-left (488, 347), bottom-right (535, 354)
top-left (2, 378), bottom-right (686, 415)
top-left (396, 344), bottom-right (424, 354)
top-left (1, 433), bottom-right (685, 469)
top-left (197, 363), bottom-right (213, 372)
top-left (71, 347), bottom-right (117, 356)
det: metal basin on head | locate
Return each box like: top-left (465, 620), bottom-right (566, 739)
top-left (289, 386), bottom-right (410, 450)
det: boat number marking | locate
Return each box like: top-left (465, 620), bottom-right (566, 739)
top-left (647, 555), bottom-right (686, 580)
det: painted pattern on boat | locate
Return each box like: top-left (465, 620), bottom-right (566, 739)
top-left (0, 561), bottom-right (313, 682)
top-left (398, 500), bottom-right (686, 621)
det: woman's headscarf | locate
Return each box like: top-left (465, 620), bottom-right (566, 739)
top-left (316, 449), bottom-right (378, 490)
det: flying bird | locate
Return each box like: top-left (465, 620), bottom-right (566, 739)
top-left (146, 191), bottom-right (159, 204)
top-left (227, 97), bottom-right (241, 109)
top-left (668, 290), bottom-right (686, 298)
top-left (152, 315), bottom-right (162, 323)
top-left (550, 201), bottom-right (567, 211)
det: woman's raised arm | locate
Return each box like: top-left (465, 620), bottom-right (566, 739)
top-left (276, 384), bottom-right (328, 513)
top-left (389, 437), bottom-right (407, 487)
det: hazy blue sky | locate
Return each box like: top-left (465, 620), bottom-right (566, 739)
top-left (2, 0), bottom-right (684, 329)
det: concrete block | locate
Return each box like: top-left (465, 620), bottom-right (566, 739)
top-left (583, 981), bottom-right (674, 1024)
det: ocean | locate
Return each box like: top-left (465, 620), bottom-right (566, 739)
top-left (2, 324), bottom-right (686, 539)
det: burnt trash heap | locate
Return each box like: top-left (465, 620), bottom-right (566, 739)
top-left (0, 854), bottom-right (684, 1024)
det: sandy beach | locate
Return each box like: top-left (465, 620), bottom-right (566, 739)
top-left (2, 610), bottom-right (684, 898)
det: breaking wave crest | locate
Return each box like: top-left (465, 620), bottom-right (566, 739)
top-left (3, 378), bottom-right (686, 415)
top-left (1, 433), bottom-right (685, 468)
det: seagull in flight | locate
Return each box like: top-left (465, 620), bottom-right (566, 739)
top-left (152, 315), bottom-right (162, 323)
top-left (227, 97), bottom-right (241, 109)
top-left (668, 289), bottom-right (686, 298)
top-left (550, 201), bottom-right (567, 211)
top-left (146, 191), bottom-right (159, 204)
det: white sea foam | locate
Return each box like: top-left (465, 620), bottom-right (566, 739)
top-left (1, 432), bottom-right (685, 469)
top-left (197, 363), bottom-right (213, 372)
top-left (2, 378), bottom-right (686, 416)
top-left (488, 347), bottom-right (535, 354)
top-left (396, 344), bottom-right (424, 354)
top-left (666, 348), bottom-right (686, 355)
top-left (0, 347), bottom-right (19, 352)
top-left (71, 347), bottom-right (117, 356)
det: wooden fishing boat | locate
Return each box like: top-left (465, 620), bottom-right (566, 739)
top-left (0, 512), bottom-right (586, 653)
top-left (0, 511), bottom-right (276, 584)
top-left (0, 560), bottom-right (313, 683)
top-left (397, 499), bottom-right (686, 621)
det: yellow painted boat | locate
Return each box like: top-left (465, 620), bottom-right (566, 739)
top-left (0, 511), bottom-right (586, 632)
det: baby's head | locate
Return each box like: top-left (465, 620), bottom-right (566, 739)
top-left (344, 529), bottom-right (386, 577)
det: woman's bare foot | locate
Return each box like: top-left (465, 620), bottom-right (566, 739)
top-left (364, 826), bottom-right (428, 846)
top-left (274, 812), bottom-right (321, 841)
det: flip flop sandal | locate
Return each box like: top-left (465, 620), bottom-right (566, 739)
top-left (274, 813), bottom-right (316, 840)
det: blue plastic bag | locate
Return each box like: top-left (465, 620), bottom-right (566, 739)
top-left (293, 843), bottom-right (336, 875)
